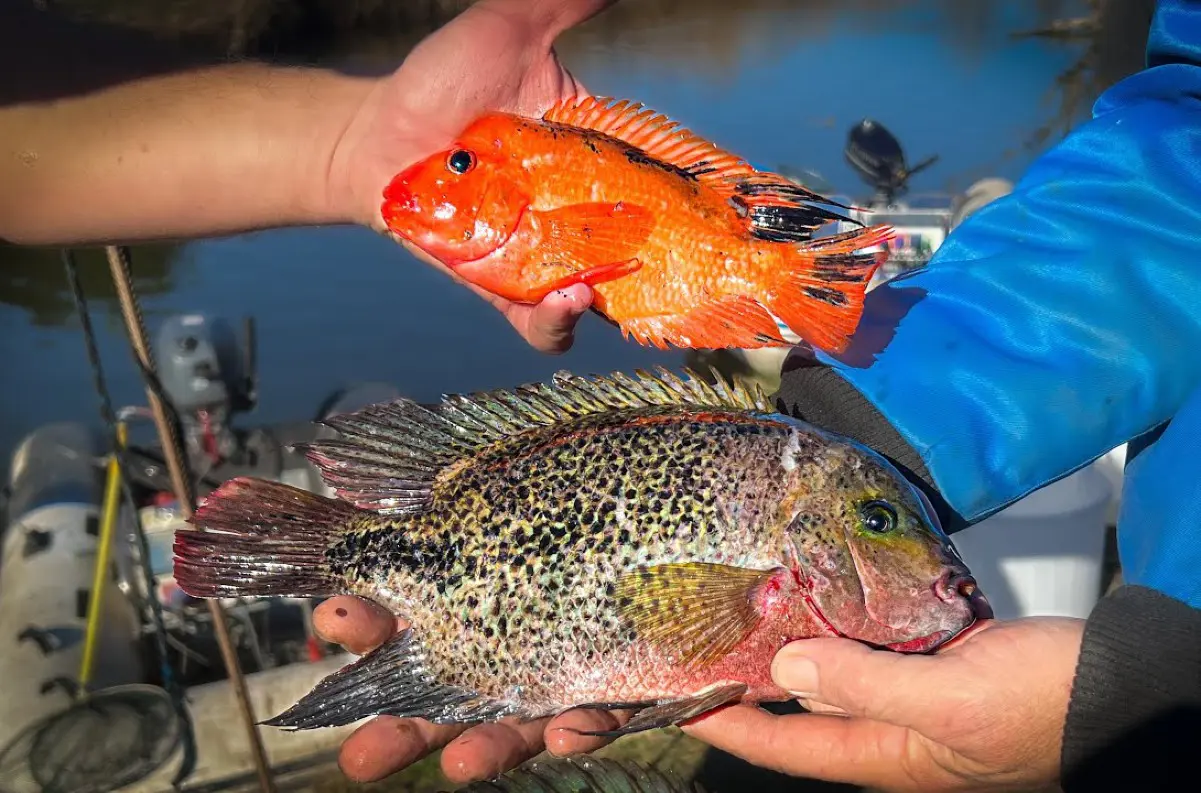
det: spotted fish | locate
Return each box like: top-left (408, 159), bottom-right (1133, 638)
top-left (173, 367), bottom-right (986, 735)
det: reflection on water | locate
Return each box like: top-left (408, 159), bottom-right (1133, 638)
top-left (0, 243), bottom-right (179, 327)
top-left (0, 0), bottom-right (1151, 480)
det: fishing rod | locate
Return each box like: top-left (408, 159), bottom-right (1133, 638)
top-left (101, 244), bottom-right (278, 793)
top-left (62, 248), bottom-right (199, 789)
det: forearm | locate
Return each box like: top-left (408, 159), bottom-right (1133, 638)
top-left (1059, 585), bottom-right (1201, 791)
top-left (1, 61), bottom-right (375, 246)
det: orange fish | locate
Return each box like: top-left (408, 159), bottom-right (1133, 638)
top-left (380, 97), bottom-right (893, 353)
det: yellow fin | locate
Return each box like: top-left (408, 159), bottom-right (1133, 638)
top-left (614, 562), bottom-right (776, 669)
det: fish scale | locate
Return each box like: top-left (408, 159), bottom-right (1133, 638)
top-left (334, 413), bottom-right (792, 707)
top-left (174, 367), bottom-right (983, 734)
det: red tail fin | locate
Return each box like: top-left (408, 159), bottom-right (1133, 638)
top-left (173, 477), bottom-right (360, 599)
top-left (762, 224), bottom-right (893, 354)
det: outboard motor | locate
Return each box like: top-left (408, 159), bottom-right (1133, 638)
top-left (845, 119), bottom-right (939, 206)
top-left (153, 313), bottom-right (257, 470)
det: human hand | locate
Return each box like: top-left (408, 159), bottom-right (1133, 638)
top-left (326, 0), bottom-right (615, 353)
top-left (310, 595), bottom-right (631, 784)
top-left (684, 618), bottom-right (1085, 792)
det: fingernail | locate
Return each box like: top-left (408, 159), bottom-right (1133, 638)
top-left (772, 650), bottom-right (819, 697)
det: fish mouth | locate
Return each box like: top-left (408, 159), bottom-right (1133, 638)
top-left (883, 574), bottom-right (992, 653)
top-left (796, 561), bottom-right (989, 655)
top-left (935, 571), bottom-right (994, 620)
top-left (884, 630), bottom-right (955, 653)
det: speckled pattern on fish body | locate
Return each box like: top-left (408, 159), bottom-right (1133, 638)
top-left (174, 367), bottom-right (982, 735)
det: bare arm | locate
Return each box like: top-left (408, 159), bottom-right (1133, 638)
top-left (0, 0), bottom-right (614, 354)
top-left (0, 2), bottom-right (376, 245)
top-left (0, 0), bottom-right (613, 247)
top-left (2, 63), bottom-right (373, 246)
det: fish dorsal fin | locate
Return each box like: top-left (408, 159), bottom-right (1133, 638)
top-left (542, 96), bottom-right (857, 242)
top-left (296, 367), bottom-right (773, 514)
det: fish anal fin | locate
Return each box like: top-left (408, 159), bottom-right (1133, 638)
top-left (262, 628), bottom-right (517, 730)
top-left (614, 562), bottom-right (777, 669)
top-left (618, 295), bottom-right (786, 350)
top-left (465, 757), bottom-right (703, 793)
top-left (764, 224), bottom-right (894, 354)
top-left (296, 368), bottom-right (774, 512)
top-left (571, 683), bottom-right (748, 738)
top-left (542, 97), bottom-right (857, 239)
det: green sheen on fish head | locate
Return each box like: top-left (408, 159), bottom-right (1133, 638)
top-left (777, 421), bottom-right (988, 653)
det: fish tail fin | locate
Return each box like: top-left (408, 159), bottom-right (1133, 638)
top-left (173, 477), bottom-right (361, 599)
top-left (762, 224), bottom-right (893, 354)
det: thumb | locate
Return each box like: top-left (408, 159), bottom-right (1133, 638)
top-left (512, 284), bottom-right (592, 354)
top-left (772, 638), bottom-right (944, 726)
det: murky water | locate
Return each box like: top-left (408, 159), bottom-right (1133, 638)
top-left (1, 0), bottom-right (1139, 475)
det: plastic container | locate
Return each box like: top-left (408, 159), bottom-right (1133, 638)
top-left (950, 462), bottom-right (1113, 620)
top-left (1092, 443), bottom-right (1128, 527)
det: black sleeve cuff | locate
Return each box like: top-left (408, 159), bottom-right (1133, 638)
top-left (773, 356), bottom-right (967, 532)
top-left (1061, 584), bottom-right (1201, 792)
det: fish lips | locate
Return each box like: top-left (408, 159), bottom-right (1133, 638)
top-left (882, 574), bottom-right (994, 653)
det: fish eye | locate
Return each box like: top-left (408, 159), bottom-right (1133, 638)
top-left (446, 149), bottom-right (476, 175)
top-left (858, 500), bottom-right (898, 534)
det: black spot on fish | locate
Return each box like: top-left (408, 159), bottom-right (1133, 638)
top-left (803, 286), bottom-right (849, 307)
top-left (622, 145), bottom-right (698, 182)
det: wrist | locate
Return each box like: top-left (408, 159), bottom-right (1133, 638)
top-left (299, 69), bottom-right (381, 228)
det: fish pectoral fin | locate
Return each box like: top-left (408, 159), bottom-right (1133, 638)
top-left (533, 258), bottom-right (643, 299)
top-left (571, 683), bottom-right (749, 738)
top-left (536, 201), bottom-right (655, 271)
top-left (618, 294), bottom-right (787, 351)
top-left (261, 628), bottom-right (513, 730)
top-left (614, 562), bottom-right (778, 670)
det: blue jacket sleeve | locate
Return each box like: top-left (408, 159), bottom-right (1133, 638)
top-left (783, 0), bottom-right (1201, 529)
top-left (1116, 384), bottom-right (1201, 609)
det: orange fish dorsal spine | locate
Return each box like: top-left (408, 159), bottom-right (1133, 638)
top-left (540, 96), bottom-right (862, 241)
